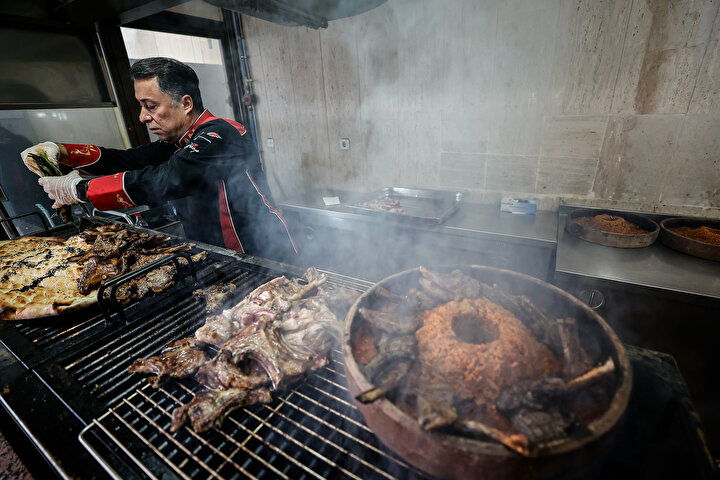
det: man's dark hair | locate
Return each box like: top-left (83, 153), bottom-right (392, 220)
top-left (130, 57), bottom-right (204, 112)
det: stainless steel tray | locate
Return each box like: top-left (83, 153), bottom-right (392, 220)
top-left (342, 187), bottom-right (463, 225)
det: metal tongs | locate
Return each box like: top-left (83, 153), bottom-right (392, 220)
top-left (27, 152), bottom-right (91, 226)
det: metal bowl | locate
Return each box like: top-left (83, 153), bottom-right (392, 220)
top-left (566, 209), bottom-right (659, 248)
top-left (343, 265), bottom-right (632, 480)
top-left (660, 217), bottom-right (720, 261)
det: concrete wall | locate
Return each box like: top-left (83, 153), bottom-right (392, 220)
top-left (241, 0), bottom-right (720, 217)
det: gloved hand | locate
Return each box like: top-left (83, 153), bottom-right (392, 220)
top-left (20, 141), bottom-right (61, 176)
top-left (38, 170), bottom-right (83, 209)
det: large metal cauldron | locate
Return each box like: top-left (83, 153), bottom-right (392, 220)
top-left (342, 265), bottom-right (632, 480)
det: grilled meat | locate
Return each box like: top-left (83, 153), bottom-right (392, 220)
top-left (128, 338), bottom-right (208, 387)
top-left (281, 296), bottom-right (338, 354)
top-left (357, 360), bottom-right (412, 404)
top-left (75, 224), bottom-right (203, 302)
top-left (194, 351), bottom-right (269, 391)
top-left (357, 334), bottom-right (418, 404)
top-left (193, 282), bottom-right (238, 313)
top-left (92, 227), bottom-right (133, 257)
top-left (317, 283), bottom-right (360, 319)
top-left (108, 252), bottom-right (207, 304)
top-left (566, 357), bottom-right (615, 390)
top-left (170, 387), bottom-right (273, 433)
top-left (355, 283), bottom-right (424, 405)
top-left (418, 266), bottom-right (484, 299)
top-left (557, 317), bottom-right (592, 378)
top-left (456, 415), bottom-right (531, 456)
top-left (195, 268), bottom-right (326, 347)
top-left (418, 276), bottom-right (454, 302)
top-left (496, 380), bottom-right (547, 413)
top-left (221, 317), bottom-right (289, 389)
top-left (132, 268), bottom-right (347, 433)
top-left (359, 307), bottom-right (421, 334)
top-left (415, 383), bottom-right (458, 430)
top-left (195, 303), bottom-right (277, 347)
top-left (407, 288), bottom-right (440, 312)
top-left (221, 299), bottom-right (334, 391)
top-left (77, 223), bottom-right (123, 241)
top-left (510, 409), bottom-right (574, 445)
top-left (371, 285), bottom-right (407, 304)
top-left (77, 256), bottom-right (120, 291)
top-left (356, 197), bottom-right (405, 213)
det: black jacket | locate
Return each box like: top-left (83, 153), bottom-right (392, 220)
top-left (67, 110), bottom-right (298, 261)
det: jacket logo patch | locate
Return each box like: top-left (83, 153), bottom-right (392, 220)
top-left (70, 145), bottom-right (98, 156)
top-left (185, 142), bottom-right (200, 153)
top-left (116, 194), bottom-right (131, 207)
top-left (207, 132), bottom-right (222, 139)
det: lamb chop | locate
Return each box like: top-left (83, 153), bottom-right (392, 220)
top-left (170, 387), bottom-right (272, 432)
top-left (193, 351), bottom-right (269, 390)
top-left (128, 338), bottom-right (209, 387)
top-left (195, 268), bottom-right (327, 347)
top-left (220, 299), bottom-right (335, 390)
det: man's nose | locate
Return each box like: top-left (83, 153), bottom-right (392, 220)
top-left (139, 109), bottom-right (151, 123)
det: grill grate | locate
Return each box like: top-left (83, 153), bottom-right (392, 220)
top-left (80, 351), bottom-right (428, 480)
top-left (73, 268), bottom-right (428, 479)
top-left (15, 315), bottom-right (104, 349)
top-left (62, 267), bottom-right (274, 406)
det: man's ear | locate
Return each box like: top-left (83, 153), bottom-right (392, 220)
top-left (181, 94), bottom-right (194, 113)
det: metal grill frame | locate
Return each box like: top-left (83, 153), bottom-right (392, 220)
top-left (1, 218), bottom-right (427, 479)
top-left (36, 262), bottom-right (422, 480)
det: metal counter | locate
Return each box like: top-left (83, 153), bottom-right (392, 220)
top-left (280, 192), bottom-right (558, 247)
top-left (280, 192), bottom-right (558, 282)
top-left (556, 206), bottom-right (720, 300)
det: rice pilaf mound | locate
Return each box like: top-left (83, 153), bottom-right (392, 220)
top-left (414, 298), bottom-right (563, 405)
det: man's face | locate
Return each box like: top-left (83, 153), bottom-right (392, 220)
top-left (134, 77), bottom-right (194, 143)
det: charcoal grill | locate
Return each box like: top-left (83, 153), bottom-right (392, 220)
top-left (3, 218), bottom-right (715, 479)
top-left (0, 217), bottom-right (427, 479)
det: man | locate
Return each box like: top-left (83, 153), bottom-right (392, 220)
top-left (21, 57), bottom-right (297, 261)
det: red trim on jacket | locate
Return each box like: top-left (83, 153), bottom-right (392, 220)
top-left (189, 111), bottom-right (252, 252)
top-left (194, 110), bottom-right (247, 137)
top-left (177, 110), bottom-right (216, 147)
top-left (63, 143), bottom-right (101, 168)
top-left (217, 180), bottom-right (244, 252)
top-left (246, 170), bottom-right (299, 254)
top-left (87, 173), bottom-right (135, 210)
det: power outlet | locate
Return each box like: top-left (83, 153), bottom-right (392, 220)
top-left (266, 138), bottom-right (274, 148)
top-left (340, 138), bottom-right (350, 150)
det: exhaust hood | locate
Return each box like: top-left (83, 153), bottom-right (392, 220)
top-left (203, 0), bottom-right (387, 29)
top-left (2, 0), bottom-right (386, 28)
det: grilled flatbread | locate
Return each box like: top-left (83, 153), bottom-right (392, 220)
top-left (1, 225), bottom-right (208, 321)
top-left (0, 235), bottom-right (96, 320)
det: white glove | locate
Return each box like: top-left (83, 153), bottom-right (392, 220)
top-left (20, 141), bottom-right (61, 176)
top-left (38, 170), bottom-right (83, 209)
